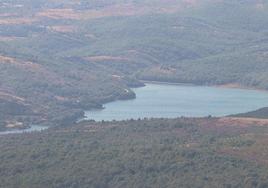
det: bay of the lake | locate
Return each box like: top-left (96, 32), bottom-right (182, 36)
top-left (85, 83), bottom-right (268, 121)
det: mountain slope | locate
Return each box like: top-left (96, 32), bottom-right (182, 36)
top-left (1, 0), bottom-right (268, 127)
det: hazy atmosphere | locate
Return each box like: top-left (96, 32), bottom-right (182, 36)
top-left (1, 0), bottom-right (268, 187)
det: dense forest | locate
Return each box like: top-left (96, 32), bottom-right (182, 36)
top-left (1, 117), bottom-right (268, 187)
top-left (1, 0), bottom-right (268, 128)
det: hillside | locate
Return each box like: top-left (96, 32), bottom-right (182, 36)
top-left (1, 0), bottom-right (268, 128)
top-left (1, 117), bottom-right (268, 187)
top-left (233, 107), bottom-right (268, 119)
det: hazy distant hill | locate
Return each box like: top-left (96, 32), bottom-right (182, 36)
top-left (1, 0), bottom-right (268, 127)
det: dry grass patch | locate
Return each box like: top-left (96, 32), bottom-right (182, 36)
top-left (0, 55), bottom-right (40, 69)
top-left (218, 117), bottom-right (268, 127)
top-left (37, 2), bottom-right (184, 21)
top-left (37, 8), bottom-right (81, 20)
top-left (85, 56), bottom-right (129, 62)
top-left (0, 17), bottom-right (36, 25)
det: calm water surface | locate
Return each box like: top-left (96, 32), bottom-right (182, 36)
top-left (85, 83), bottom-right (268, 121)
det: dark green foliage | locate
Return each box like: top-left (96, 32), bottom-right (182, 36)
top-left (233, 107), bottom-right (268, 119)
top-left (0, 118), bottom-right (268, 188)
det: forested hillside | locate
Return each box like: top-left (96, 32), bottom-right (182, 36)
top-left (1, 117), bottom-right (268, 187)
top-left (1, 0), bottom-right (268, 128)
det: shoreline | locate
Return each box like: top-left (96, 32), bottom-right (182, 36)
top-left (140, 79), bottom-right (268, 93)
top-left (4, 79), bottom-right (268, 132)
top-left (83, 80), bottom-right (268, 122)
top-left (214, 83), bottom-right (268, 93)
top-left (140, 80), bottom-right (195, 87)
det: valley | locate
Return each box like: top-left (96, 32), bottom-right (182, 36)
top-left (1, 0), bottom-right (268, 130)
top-left (1, 1), bottom-right (268, 187)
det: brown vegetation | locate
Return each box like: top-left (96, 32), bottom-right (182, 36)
top-left (0, 17), bottom-right (36, 25)
top-left (85, 56), bottom-right (129, 62)
top-left (218, 117), bottom-right (268, 127)
top-left (0, 55), bottom-right (42, 70)
top-left (37, 8), bottom-right (81, 20)
top-left (36, 2), bottom-right (184, 21)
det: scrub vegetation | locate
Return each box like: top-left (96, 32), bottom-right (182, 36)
top-left (1, 118), bottom-right (268, 188)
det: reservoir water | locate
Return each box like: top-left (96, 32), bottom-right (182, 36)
top-left (85, 83), bottom-right (268, 121)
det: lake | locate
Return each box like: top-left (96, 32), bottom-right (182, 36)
top-left (85, 83), bottom-right (268, 121)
